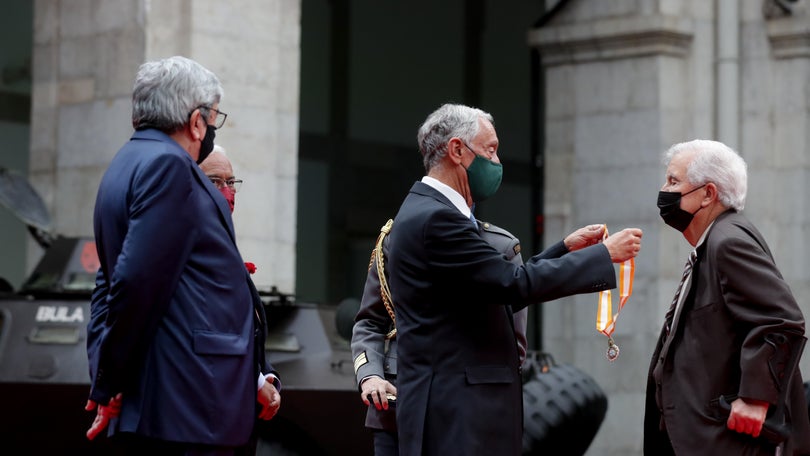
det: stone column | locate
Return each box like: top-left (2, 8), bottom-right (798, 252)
top-left (30, 0), bottom-right (300, 293)
top-left (528, 5), bottom-right (698, 455)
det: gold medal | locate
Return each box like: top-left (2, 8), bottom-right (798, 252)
top-left (606, 337), bottom-right (620, 362)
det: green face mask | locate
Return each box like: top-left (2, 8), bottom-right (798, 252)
top-left (465, 154), bottom-right (503, 202)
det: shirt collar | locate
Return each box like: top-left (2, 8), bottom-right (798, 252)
top-left (421, 176), bottom-right (472, 218)
top-left (694, 220), bottom-right (715, 249)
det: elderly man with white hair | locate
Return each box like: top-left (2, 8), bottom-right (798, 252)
top-left (645, 139), bottom-right (810, 455)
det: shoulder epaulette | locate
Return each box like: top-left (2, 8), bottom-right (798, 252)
top-left (478, 220), bottom-right (516, 238)
top-left (478, 220), bottom-right (521, 257)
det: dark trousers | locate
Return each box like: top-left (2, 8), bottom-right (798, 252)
top-left (112, 432), bottom-right (256, 456)
top-left (373, 429), bottom-right (398, 456)
top-left (645, 428), bottom-right (676, 456)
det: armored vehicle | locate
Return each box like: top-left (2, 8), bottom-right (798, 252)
top-left (0, 167), bottom-right (371, 455)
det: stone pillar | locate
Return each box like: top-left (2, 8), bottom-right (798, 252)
top-left (30, 0), bottom-right (300, 293)
top-left (528, 4), bottom-right (699, 455)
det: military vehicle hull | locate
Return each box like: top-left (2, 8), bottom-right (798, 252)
top-left (0, 298), bottom-right (371, 455)
top-left (0, 238), bottom-right (372, 455)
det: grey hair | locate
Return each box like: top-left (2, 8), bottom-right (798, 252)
top-left (664, 139), bottom-right (747, 210)
top-left (417, 103), bottom-right (493, 172)
top-left (131, 56), bottom-right (223, 132)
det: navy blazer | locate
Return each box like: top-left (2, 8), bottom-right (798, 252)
top-left (87, 129), bottom-right (272, 446)
top-left (388, 182), bottom-right (616, 456)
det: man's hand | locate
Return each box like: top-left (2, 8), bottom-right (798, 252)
top-left (727, 397), bottom-right (768, 438)
top-left (360, 376), bottom-right (397, 410)
top-left (85, 393), bottom-right (122, 440)
top-left (602, 228), bottom-right (643, 263)
top-left (564, 224), bottom-right (606, 252)
top-left (258, 381), bottom-right (280, 421)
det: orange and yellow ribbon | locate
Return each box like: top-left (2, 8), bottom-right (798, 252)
top-left (596, 225), bottom-right (635, 361)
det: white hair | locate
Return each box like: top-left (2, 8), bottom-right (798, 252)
top-left (664, 139), bottom-right (747, 210)
top-left (417, 103), bottom-right (493, 172)
top-left (211, 144), bottom-right (227, 156)
top-left (131, 56), bottom-right (223, 132)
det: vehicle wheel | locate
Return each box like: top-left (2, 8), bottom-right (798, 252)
top-left (335, 297), bottom-right (360, 340)
top-left (522, 351), bottom-right (608, 456)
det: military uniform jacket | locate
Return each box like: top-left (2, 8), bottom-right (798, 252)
top-left (388, 182), bottom-right (616, 456)
top-left (351, 219), bottom-right (529, 431)
top-left (644, 210), bottom-right (810, 455)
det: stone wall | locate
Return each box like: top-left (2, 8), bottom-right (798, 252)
top-left (530, 0), bottom-right (810, 454)
top-left (30, 0), bottom-right (300, 292)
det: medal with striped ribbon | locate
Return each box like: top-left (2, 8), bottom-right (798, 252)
top-left (596, 225), bottom-right (635, 362)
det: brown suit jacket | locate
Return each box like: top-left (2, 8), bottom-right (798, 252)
top-left (645, 210), bottom-right (810, 455)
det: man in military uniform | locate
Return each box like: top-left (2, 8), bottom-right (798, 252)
top-left (351, 217), bottom-right (529, 456)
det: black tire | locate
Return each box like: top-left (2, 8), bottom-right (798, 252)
top-left (335, 297), bottom-right (360, 340)
top-left (522, 352), bottom-right (608, 456)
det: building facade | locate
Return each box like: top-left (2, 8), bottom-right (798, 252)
top-left (0, 0), bottom-right (808, 454)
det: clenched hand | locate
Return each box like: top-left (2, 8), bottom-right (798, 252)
top-left (258, 381), bottom-right (281, 421)
top-left (85, 393), bottom-right (122, 440)
top-left (727, 397), bottom-right (768, 438)
top-left (360, 376), bottom-right (397, 410)
top-left (602, 228), bottom-right (643, 263)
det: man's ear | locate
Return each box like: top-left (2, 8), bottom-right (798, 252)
top-left (448, 138), bottom-right (465, 164)
top-left (704, 182), bottom-right (719, 204)
top-left (188, 109), bottom-right (205, 141)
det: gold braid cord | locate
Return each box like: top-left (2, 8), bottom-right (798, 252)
top-left (374, 219), bottom-right (396, 340)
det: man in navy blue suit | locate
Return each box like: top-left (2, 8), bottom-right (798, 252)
top-left (85, 56), bottom-right (279, 455)
top-left (387, 103), bottom-right (643, 456)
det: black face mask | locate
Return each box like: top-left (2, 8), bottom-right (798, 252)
top-left (657, 184), bottom-right (706, 232)
top-left (196, 124), bottom-right (217, 165)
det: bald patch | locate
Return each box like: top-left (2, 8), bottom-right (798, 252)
top-left (200, 152), bottom-right (234, 179)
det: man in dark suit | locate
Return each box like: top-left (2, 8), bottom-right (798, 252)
top-left (85, 56), bottom-right (280, 454)
top-left (645, 139), bottom-right (810, 455)
top-left (351, 218), bottom-right (531, 456)
top-left (386, 103), bottom-right (643, 456)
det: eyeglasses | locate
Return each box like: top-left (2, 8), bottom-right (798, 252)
top-left (189, 105), bottom-right (228, 129)
top-left (208, 176), bottom-right (242, 192)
